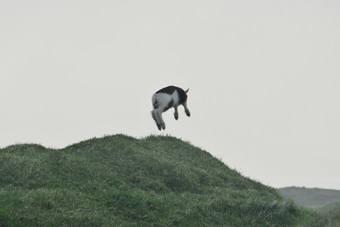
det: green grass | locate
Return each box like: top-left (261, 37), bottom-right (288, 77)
top-left (0, 134), bottom-right (327, 226)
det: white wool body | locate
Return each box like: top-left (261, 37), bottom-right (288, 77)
top-left (152, 90), bottom-right (180, 110)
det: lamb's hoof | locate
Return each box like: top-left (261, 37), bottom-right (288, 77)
top-left (157, 125), bottom-right (162, 130)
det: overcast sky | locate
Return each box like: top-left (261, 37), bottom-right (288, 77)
top-left (1, 0), bottom-right (339, 190)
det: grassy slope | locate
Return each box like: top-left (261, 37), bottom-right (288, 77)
top-left (0, 135), bottom-right (323, 226)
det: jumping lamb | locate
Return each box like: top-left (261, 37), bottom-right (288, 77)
top-left (151, 85), bottom-right (191, 130)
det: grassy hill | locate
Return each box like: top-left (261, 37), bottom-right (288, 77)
top-left (0, 134), bottom-right (326, 226)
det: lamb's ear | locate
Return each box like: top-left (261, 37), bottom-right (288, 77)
top-left (185, 88), bottom-right (189, 93)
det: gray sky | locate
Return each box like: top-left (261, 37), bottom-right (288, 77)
top-left (1, 0), bottom-right (340, 190)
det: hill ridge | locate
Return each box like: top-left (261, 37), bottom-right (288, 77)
top-left (0, 134), bottom-right (325, 226)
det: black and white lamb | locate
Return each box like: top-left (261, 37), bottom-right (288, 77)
top-left (151, 85), bottom-right (191, 130)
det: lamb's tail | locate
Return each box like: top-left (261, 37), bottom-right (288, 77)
top-left (185, 88), bottom-right (189, 93)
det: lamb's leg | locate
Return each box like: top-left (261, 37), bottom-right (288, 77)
top-left (174, 106), bottom-right (179, 120)
top-left (153, 109), bottom-right (166, 130)
top-left (158, 111), bottom-right (166, 130)
top-left (183, 102), bottom-right (191, 117)
top-left (151, 110), bottom-right (162, 130)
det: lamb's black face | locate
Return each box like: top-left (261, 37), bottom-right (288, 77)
top-left (177, 89), bottom-right (188, 104)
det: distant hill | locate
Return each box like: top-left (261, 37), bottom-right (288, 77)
top-left (0, 134), bottom-right (326, 226)
top-left (278, 187), bottom-right (340, 226)
top-left (278, 187), bottom-right (340, 209)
